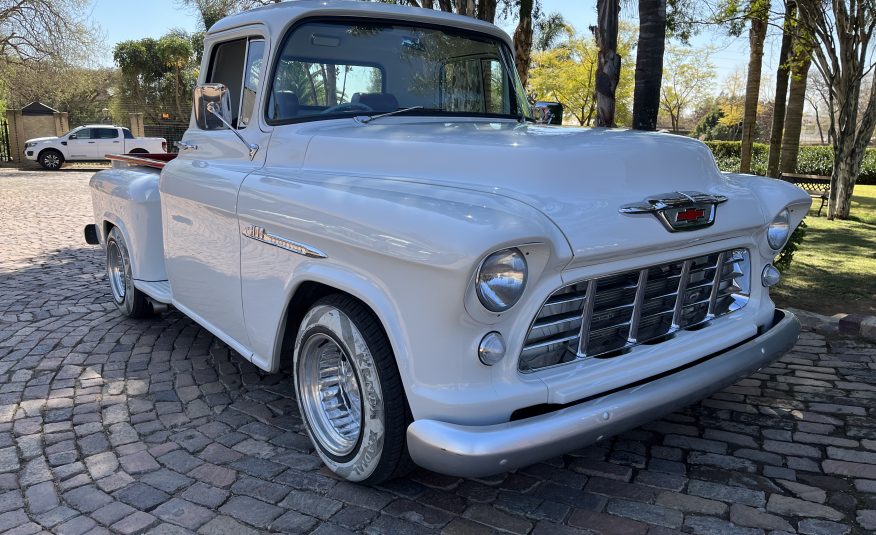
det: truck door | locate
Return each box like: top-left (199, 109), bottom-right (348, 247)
top-left (161, 30), bottom-right (269, 353)
top-left (67, 127), bottom-right (97, 159)
top-left (94, 127), bottom-right (122, 157)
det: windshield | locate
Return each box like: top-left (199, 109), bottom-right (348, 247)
top-left (266, 20), bottom-right (533, 123)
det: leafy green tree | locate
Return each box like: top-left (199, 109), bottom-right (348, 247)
top-left (659, 45), bottom-right (716, 132)
top-left (112, 33), bottom-right (199, 123)
top-left (528, 24), bottom-right (636, 126)
top-left (1, 61), bottom-right (113, 123)
top-left (0, 0), bottom-right (97, 65)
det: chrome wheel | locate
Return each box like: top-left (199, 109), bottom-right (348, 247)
top-left (107, 239), bottom-right (127, 303)
top-left (299, 333), bottom-right (363, 457)
top-left (44, 154), bottom-right (60, 168)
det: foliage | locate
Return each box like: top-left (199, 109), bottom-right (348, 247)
top-left (703, 141), bottom-right (876, 185)
top-left (692, 108), bottom-right (744, 140)
top-left (528, 24), bottom-right (636, 126)
top-left (177, 0), bottom-right (279, 30)
top-left (0, 61), bottom-right (113, 124)
top-left (659, 45), bottom-right (716, 132)
top-left (774, 219), bottom-right (806, 273)
top-left (112, 32), bottom-right (200, 123)
top-left (0, 0), bottom-right (98, 65)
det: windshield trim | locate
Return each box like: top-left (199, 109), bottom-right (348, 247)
top-left (263, 16), bottom-right (532, 127)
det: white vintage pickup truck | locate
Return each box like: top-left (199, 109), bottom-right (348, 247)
top-left (25, 125), bottom-right (167, 169)
top-left (85, 0), bottom-right (811, 484)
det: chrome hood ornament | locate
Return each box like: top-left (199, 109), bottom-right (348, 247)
top-left (619, 191), bottom-right (728, 232)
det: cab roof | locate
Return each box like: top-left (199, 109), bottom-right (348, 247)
top-left (207, 0), bottom-right (513, 49)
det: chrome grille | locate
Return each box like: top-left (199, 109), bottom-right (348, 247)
top-left (519, 249), bottom-right (750, 372)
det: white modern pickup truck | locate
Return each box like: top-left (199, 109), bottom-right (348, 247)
top-left (85, 0), bottom-right (811, 484)
top-left (25, 125), bottom-right (167, 169)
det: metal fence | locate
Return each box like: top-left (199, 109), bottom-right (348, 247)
top-left (0, 120), bottom-right (10, 162)
top-left (145, 121), bottom-right (188, 153)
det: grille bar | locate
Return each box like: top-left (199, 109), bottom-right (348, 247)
top-left (519, 248), bottom-right (750, 372)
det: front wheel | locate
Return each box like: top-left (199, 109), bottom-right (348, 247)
top-left (38, 150), bottom-right (64, 170)
top-left (105, 227), bottom-right (152, 318)
top-left (294, 294), bottom-right (412, 484)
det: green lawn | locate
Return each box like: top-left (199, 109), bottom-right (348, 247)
top-left (772, 184), bottom-right (876, 316)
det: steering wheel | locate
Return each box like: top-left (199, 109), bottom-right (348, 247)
top-left (321, 102), bottom-right (374, 114)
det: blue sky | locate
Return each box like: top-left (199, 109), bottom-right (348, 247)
top-left (88, 0), bottom-right (778, 92)
top-left (89, 0), bottom-right (201, 65)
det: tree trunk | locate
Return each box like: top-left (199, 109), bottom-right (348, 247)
top-left (476, 0), bottom-right (496, 22)
top-left (593, 0), bottom-right (620, 127)
top-left (513, 0), bottom-right (534, 87)
top-left (740, 14), bottom-right (768, 173)
top-left (779, 56), bottom-right (810, 174)
top-left (437, 0), bottom-right (452, 13)
top-left (422, 0), bottom-right (433, 8)
top-left (812, 103), bottom-right (825, 144)
top-left (828, 74), bottom-right (876, 218)
top-left (766, 1), bottom-right (796, 177)
top-left (632, 0), bottom-right (666, 131)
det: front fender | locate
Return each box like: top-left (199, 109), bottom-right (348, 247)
top-left (237, 169), bottom-right (573, 423)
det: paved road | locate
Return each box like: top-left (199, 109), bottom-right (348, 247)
top-left (1, 168), bottom-right (875, 535)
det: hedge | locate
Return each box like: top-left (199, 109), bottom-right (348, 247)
top-left (703, 141), bottom-right (876, 185)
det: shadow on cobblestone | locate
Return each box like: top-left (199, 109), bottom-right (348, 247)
top-left (1, 171), bottom-right (876, 534)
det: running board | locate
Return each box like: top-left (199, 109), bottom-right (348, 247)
top-left (134, 280), bottom-right (172, 304)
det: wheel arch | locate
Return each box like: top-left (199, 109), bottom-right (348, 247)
top-left (101, 218), bottom-right (138, 278)
top-left (270, 274), bottom-right (409, 395)
top-left (37, 147), bottom-right (64, 162)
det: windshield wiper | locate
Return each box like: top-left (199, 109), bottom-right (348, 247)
top-left (357, 106), bottom-right (425, 124)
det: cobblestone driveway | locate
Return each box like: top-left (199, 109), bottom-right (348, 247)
top-left (1, 168), bottom-right (875, 535)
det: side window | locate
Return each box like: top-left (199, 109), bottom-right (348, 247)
top-left (122, 128), bottom-right (134, 139)
top-left (238, 39), bottom-right (265, 129)
top-left (72, 128), bottom-right (92, 139)
top-left (95, 128), bottom-right (119, 139)
top-left (208, 38), bottom-right (247, 125)
top-left (441, 58), bottom-right (509, 115)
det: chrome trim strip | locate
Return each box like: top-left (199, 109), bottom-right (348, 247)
top-left (242, 225), bottom-right (327, 258)
top-left (576, 279), bottom-right (598, 358)
top-left (707, 252), bottom-right (727, 319)
top-left (627, 268), bottom-right (649, 343)
top-left (671, 259), bottom-right (693, 329)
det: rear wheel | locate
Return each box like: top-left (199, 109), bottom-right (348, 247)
top-left (38, 150), bottom-right (63, 170)
top-left (106, 227), bottom-right (152, 318)
top-left (294, 294), bottom-right (412, 484)
top-left (129, 148), bottom-right (148, 154)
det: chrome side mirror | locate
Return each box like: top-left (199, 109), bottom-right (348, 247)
top-left (192, 83), bottom-right (259, 160)
top-left (193, 83), bottom-right (233, 131)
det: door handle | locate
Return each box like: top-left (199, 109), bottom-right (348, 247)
top-left (175, 141), bottom-right (198, 151)
top-left (87, 141), bottom-right (96, 144)
top-left (112, 141), bottom-right (120, 143)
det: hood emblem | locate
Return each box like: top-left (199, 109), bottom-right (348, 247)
top-left (619, 191), bottom-right (728, 232)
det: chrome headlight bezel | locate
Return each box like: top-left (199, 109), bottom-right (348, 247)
top-left (475, 248), bottom-right (528, 313)
top-left (767, 208), bottom-right (791, 250)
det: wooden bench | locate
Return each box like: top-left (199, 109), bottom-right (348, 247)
top-left (779, 173), bottom-right (831, 216)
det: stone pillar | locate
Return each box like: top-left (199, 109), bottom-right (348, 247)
top-left (53, 112), bottom-right (70, 135)
top-left (129, 113), bottom-right (145, 137)
top-left (6, 110), bottom-right (24, 164)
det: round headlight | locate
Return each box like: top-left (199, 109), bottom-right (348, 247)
top-left (476, 248), bottom-right (528, 312)
top-left (767, 208), bottom-right (791, 250)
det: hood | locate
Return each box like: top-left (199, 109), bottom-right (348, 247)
top-left (25, 136), bottom-right (58, 144)
top-left (300, 120), bottom-right (767, 264)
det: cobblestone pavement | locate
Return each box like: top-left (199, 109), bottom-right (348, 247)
top-left (1, 168), bottom-right (876, 535)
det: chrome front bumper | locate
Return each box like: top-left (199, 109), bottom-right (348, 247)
top-left (407, 309), bottom-right (800, 477)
